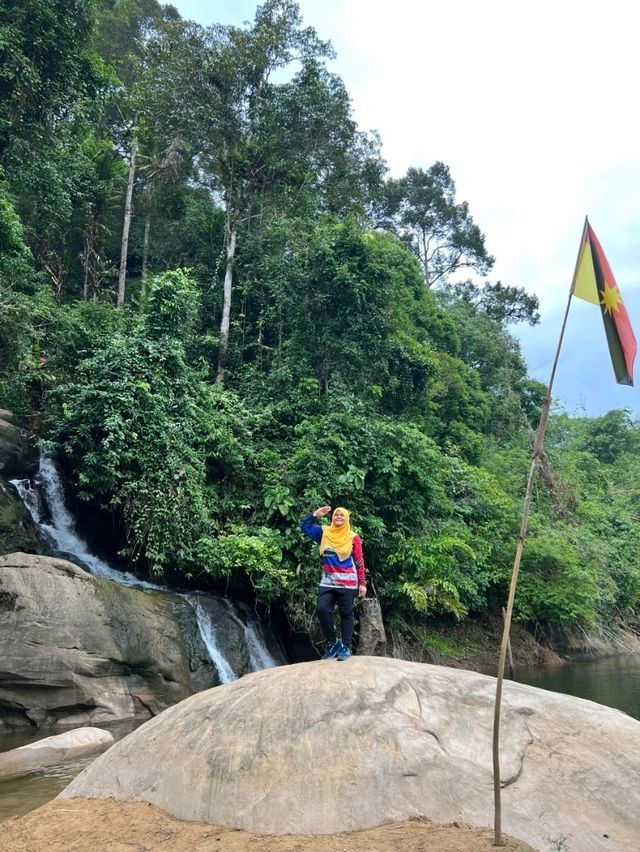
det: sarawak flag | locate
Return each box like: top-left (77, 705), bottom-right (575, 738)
top-left (571, 221), bottom-right (637, 385)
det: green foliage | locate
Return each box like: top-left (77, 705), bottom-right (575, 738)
top-left (0, 284), bottom-right (56, 414)
top-left (46, 272), bottom-right (246, 575)
top-left (0, 0), bottom-right (101, 153)
top-left (144, 268), bottom-right (199, 338)
top-left (263, 484), bottom-right (296, 518)
top-left (2, 0), bottom-right (640, 647)
top-left (515, 536), bottom-right (601, 626)
top-left (413, 628), bottom-right (482, 661)
top-left (385, 521), bottom-right (495, 620)
top-left (0, 182), bottom-right (57, 410)
top-left (195, 528), bottom-right (287, 602)
top-left (0, 173), bottom-right (34, 282)
top-left (578, 408), bottom-right (636, 464)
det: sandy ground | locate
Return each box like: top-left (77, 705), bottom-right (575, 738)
top-left (0, 798), bottom-right (533, 851)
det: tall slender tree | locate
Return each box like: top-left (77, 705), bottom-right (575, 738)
top-left (383, 162), bottom-right (494, 288)
top-left (144, 0), bottom-right (383, 381)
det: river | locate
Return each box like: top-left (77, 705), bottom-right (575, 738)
top-left (0, 719), bottom-right (144, 823)
top-left (511, 653), bottom-right (640, 721)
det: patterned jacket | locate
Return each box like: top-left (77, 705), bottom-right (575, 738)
top-left (300, 514), bottom-right (365, 590)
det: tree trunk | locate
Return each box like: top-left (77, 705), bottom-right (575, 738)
top-left (140, 210), bottom-right (150, 305)
top-left (117, 142), bottom-right (137, 309)
top-left (215, 221), bottom-right (237, 383)
top-left (357, 598), bottom-right (388, 656)
top-left (421, 228), bottom-right (430, 287)
top-left (82, 230), bottom-right (91, 301)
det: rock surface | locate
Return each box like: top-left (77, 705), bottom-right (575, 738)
top-left (0, 553), bottom-right (218, 729)
top-left (61, 656), bottom-right (640, 851)
top-left (0, 412), bottom-right (29, 478)
top-left (0, 727), bottom-right (113, 779)
top-left (0, 409), bottom-right (45, 554)
top-left (0, 476), bottom-right (48, 555)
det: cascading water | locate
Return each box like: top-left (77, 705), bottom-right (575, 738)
top-left (184, 595), bottom-right (237, 684)
top-left (9, 452), bottom-right (280, 682)
top-left (222, 599), bottom-right (277, 671)
top-left (11, 454), bottom-right (157, 589)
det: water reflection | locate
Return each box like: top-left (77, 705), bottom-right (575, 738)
top-left (0, 718), bottom-right (146, 822)
top-left (512, 654), bottom-right (640, 721)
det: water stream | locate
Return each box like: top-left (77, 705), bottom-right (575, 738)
top-left (10, 454), bottom-right (158, 589)
top-left (9, 453), bottom-right (279, 686)
top-left (222, 599), bottom-right (278, 672)
top-left (183, 594), bottom-right (236, 684)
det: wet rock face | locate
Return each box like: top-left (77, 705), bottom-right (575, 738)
top-left (61, 656), bottom-right (640, 852)
top-left (0, 409), bottom-right (46, 556)
top-left (0, 553), bottom-right (218, 730)
top-left (189, 594), bottom-right (250, 677)
top-left (0, 552), bottom-right (288, 732)
top-left (0, 476), bottom-right (48, 555)
top-left (0, 411), bottom-right (30, 479)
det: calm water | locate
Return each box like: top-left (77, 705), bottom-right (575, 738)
top-left (511, 653), bottom-right (640, 721)
top-left (0, 718), bottom-right (145, 823)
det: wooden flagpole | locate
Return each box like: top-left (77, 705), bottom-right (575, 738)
top-left (492, 217), bottom-right (588, 846)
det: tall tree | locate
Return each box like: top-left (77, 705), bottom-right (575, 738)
top-left (444, 279), bottom-right (540, 326)
top-left (382, 162), bottom-right (494, 288)
top-left (94, 0), bottom-right (183, 306)
top-left (0, 0), bottom-right (99, 158)
top-left (144, 0), bottom-right (383, 381)
top-left (116, 140), bottom-right (137, 307)
top-left (0, 0), bottom-right (109, 296)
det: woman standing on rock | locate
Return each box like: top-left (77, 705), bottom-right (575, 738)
top-left (300, 506), bottom-right (366, 660)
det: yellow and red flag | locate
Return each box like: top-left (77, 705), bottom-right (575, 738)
top-left (571, 221), bottom-right (637, 385)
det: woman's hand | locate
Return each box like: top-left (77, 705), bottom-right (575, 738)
top-left (312, 505), bottom-right (331, 518)
top-left (358, 583), bottom-right (367, 599)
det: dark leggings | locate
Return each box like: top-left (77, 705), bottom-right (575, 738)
top-left (316, 586), bottom-right (357, 648)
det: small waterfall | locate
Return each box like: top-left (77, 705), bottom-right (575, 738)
top-left (10, 451), bottom-right (281, 684)
top-left (223, 600), bottom-right (277, 671)
top-left (185, 594), bottom-right (237, 684)
top-left (11, 454), bottom-right (158, 590)
top-left (10, 476), bottom-right (44, 523)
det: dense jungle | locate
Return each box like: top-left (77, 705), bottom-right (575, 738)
top-left (2, 0), bottom-right (640, 656)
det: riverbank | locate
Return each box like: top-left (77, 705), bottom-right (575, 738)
top-left (391, 613), bottom-right (640, 671)
top-left (0, 798), bottom-right (533, 851)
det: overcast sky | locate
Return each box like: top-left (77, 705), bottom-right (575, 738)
top-left (173, 0), bottom-right (640, 417)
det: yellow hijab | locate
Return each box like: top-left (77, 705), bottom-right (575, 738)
top-left (319, 507), bottom-right (355, 562)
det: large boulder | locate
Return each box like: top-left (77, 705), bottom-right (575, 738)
top-left (61, 656), bottom-right (640, 851)
top-left (0, 727), bottom-right (113, 779)
top-left (0, 553), bottom-right (218, 730)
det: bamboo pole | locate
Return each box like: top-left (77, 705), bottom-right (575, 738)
top-left (502, 607), bottom-right (514, 680)
top-left (492, 218), bottom-right (588, 846)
